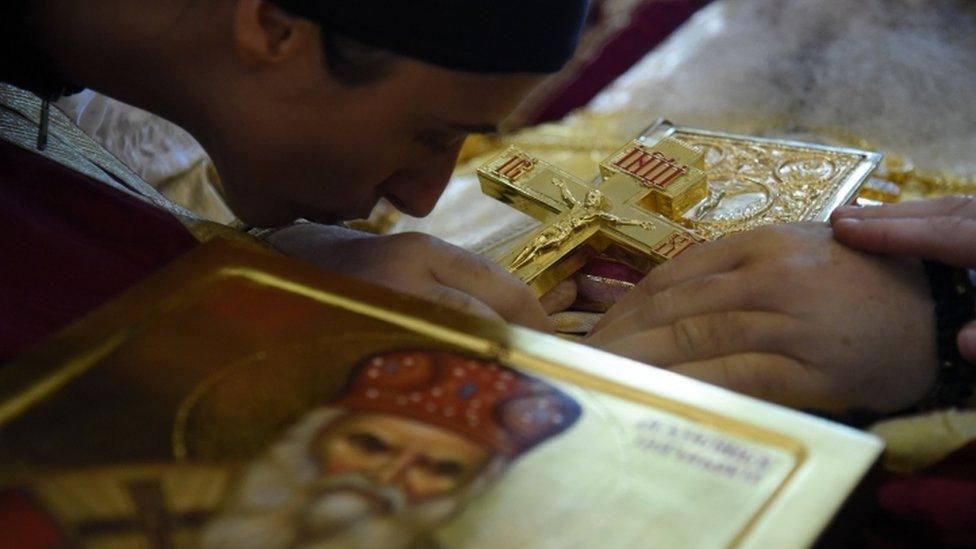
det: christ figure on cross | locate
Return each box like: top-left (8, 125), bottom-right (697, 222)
top-left (509, 177), bottom-right (657, 271)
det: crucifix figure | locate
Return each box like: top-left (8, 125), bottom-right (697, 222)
top-left (479, 137), bottom-right (709, 296)
top-left (509, 178), bottom-right (657, 271)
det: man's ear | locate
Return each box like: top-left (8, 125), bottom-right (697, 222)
top-left (231, 0), bottom-right (310, 68)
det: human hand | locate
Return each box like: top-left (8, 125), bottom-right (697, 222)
top-left (586, 223), bottom-right (938, 413)
top-left (268, 224), bottom-right (552, 331)
top-left (832, 196), bottom-right (976, 362)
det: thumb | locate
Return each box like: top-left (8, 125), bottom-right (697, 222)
top-left (540, 279), bottom-right (578, 315)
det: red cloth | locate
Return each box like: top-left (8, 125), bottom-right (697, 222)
top-left (0, 139), bottom-right (197, 363)
top-left (0, 489), bottom-right (65, 548)
top-left (337, 350), bottom-right (581, 458)
top-left (864, 442), bottom-right (976, 548)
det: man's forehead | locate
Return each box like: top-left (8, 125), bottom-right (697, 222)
top-left (418, 70), bottom-right (546, 128)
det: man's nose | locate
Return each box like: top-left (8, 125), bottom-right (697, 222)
top-left (382, 148), bottom-right (462, 217)
top-left (376, 450), bottom-right (419, 486)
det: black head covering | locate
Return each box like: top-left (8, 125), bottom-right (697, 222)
top-left (271, 1), bottom-right (591, 73)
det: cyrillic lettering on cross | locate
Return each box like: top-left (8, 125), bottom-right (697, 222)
top-left (614, 146), bottom-right (688, 189)
top-left (493, 151), bottom-right (537, 182)
top-left (652, 232), bottom-right (702, 260)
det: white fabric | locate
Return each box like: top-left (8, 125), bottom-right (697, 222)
top-left (56, 90), bottom-right (208, 185)
top-left (590, 0), bottom-right (976, 174)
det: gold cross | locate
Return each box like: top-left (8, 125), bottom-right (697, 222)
top-left (478, 137), bottom-right (709, 296)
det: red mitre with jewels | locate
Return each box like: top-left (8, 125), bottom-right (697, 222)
top-left (336, 350), bottom-right (582, 458)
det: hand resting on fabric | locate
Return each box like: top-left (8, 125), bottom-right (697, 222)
top-left (586, 223), bottom-right (938, 414)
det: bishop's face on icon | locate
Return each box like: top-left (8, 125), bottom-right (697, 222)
top-left (201, 350), bottom-right (581, 549)
top-left (312, 413), bottom-right (493, 504)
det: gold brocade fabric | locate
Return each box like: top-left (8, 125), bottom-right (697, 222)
top-left (871, 410), bottom-right (976, 473)
top-left (154, 159), bottom-right (236, 225)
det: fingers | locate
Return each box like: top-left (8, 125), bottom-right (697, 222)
top-left (424, 285), bottom-right (504, 323)
top-left (427, 239), bottom-right (552, 331)
top-left (268, 226), bottom-right (551, 330)
top-left (591, 238), bottom-right (747, 333)
top-left (832, 196), bottom-right (976, 221)
top-left (595, 311), bottom-right (832, 408)
top-left (670, 354), bottom-right (827, 409)
top-left (587, 272), bottom-right (767, 346)
top-left (832, 216), bottom-right (976, 267)
top-left (594, 311), bottom-right (804, 367)
top-left (540, 279), bottom-right (578, 315)
top-left (960, 322), bottom-right (976, 363)
top-left (831, 196), bottom-right (976, 266)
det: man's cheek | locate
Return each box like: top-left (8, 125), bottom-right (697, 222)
top-left (324, 457), bottom-right (352, 475)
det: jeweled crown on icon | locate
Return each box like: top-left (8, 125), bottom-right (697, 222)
top-left (478, 137), bottom-right (708, 296)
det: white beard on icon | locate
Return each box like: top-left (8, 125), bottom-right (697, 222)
top-left (200, 408), bottom-right (505, 549)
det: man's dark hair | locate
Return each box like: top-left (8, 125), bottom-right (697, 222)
top-left (321, 31), bottom-right (396, 87)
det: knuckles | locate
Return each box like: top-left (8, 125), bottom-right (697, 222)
top-left (644, 286), bottom-right (679, 322)
top-left (385, 231), bottom-right (442, 254)
top-left (428, 285), bottom-right (478, 314)
top-left (669, 317), bottom-right (711, 355)
top-left (748, 223), bottom-right (832, 254)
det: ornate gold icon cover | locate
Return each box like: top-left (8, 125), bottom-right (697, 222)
top-left (0, 240), bottom-right (881, 548)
